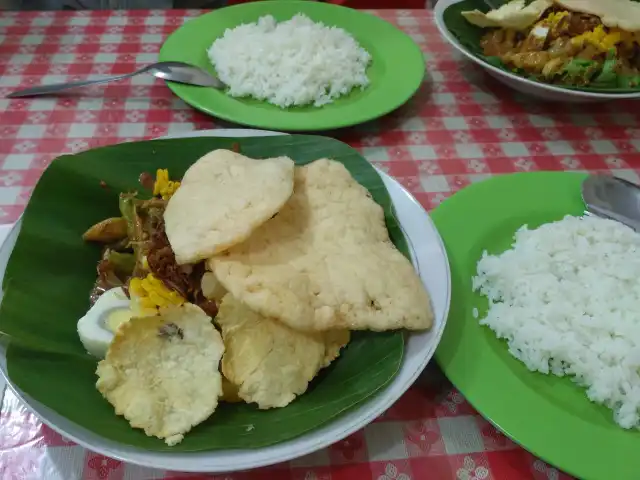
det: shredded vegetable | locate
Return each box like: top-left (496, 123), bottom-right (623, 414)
top-left (84, 169), bottom-right (217, 317)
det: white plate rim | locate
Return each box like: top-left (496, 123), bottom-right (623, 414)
top-left (0, 129), bottom-right (451, 473)
top-left (434, 0), bottom-right (640, 100)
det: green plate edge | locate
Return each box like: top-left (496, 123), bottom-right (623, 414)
top-left (158, 1), bottom-right (425, 131)
top-left (432, 171), bottom-right (639, 480)
top-left (1, 134), bottom-right (405, 452)
top-left (442, 0), bottom-right (640, 94)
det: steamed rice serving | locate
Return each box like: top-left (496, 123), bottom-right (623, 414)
top-left (473, 215), bottom-right (640, 429)
top-left (207, 14), bottom-right (371, 108)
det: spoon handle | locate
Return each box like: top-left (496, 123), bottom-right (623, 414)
top-left (582, 175), bottom-right (640, 232)
top-left (6, 70), bottom-right (143, 98)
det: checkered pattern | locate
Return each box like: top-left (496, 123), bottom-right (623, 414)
top-left (1, 7), bottom-right (639, 480)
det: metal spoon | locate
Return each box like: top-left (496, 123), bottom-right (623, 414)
top-left (5, 61), bottom-right (224, 99)
top-left (582, 174), bottom-right (640, 231)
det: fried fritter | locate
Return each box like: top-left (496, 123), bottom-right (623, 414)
top-left (96, 304), bottom-right (224, 446)
top-left (216, 294), bottom-right (349, 409)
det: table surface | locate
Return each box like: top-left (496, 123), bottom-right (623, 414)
top-left (1, 7), bottom-right (639, 480)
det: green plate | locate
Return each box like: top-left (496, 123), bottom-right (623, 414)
top-left (158, 1), bottom-right (425, 131)
top-left (432, 172), bottom-right (639, 480)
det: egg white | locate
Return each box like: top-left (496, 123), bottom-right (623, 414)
top-left (77, 287), bottom-right (133, 359)
top-left (531, 25), bottom-right (550, 39)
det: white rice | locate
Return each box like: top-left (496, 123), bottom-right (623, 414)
top-left (473, 214), bottom-right (640, 429)
top-left (207, 14), bottom-right (371, 108)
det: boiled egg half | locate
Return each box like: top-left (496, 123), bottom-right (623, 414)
top-left (77, 287), bottom-right (133, 359)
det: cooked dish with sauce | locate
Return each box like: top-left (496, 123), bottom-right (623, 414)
top-left (462, 0), bottom-right (640, 88)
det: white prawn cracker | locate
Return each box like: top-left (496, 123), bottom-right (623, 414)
top-left (554, 0), bottom-right (640, 32)
top-left (164, 149), bottom-right (295, 265)
top-left (209, 159), bottom-right (434, 333)
top-left (462, 0), bottom-right (552, 30)
top-left (96, 303), bottom-right (225, 446)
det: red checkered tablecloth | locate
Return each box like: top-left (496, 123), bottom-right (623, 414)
top-left (1, 7), bottom-right (639, 480)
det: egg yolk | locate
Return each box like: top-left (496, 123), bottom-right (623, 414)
top-left (543, 11), bottom-right (569, 28)
top-left (153, 168), bottom-right (181, 200)
top-left (129, 274), bottom-right (185, 311)
top-left (571, 25), bottom-right (623, 52)
top-left (104, 308), bottom-right (133, 333)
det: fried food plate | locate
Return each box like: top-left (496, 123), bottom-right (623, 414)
top-left (0, 129), bottom-right (450, 472)
top-left (434, 0), bottom-right (640, 102)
